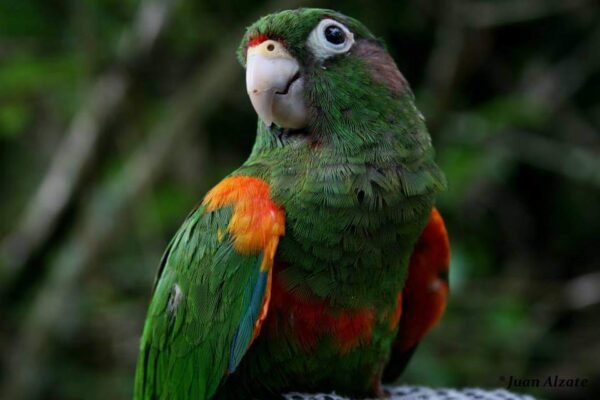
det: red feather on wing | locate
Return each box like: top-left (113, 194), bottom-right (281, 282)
top-left (383, 208), bottom-right (450, 382)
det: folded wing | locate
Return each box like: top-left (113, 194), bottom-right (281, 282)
top-left (134, 176), bottom-right (285, 400)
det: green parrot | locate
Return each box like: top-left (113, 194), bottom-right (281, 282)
top-left (134, 8), bottom-right (450, 400)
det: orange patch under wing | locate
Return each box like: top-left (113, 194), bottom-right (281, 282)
top-left (203, 176), bottom-right (285, 271)
top-left (394, 207), bottom-right (450, 352)
top-left (249, 268), bottom-right (273, 346)
top-left (388, 293), bottom-right (403, 330)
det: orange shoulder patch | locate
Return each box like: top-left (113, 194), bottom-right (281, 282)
top-left (202, 176), bottom-right (285, 271)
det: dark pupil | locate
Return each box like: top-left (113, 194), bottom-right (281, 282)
top-left (324, 25), bottom-right (345, 45)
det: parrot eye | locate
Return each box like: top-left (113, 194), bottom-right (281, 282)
top-left (324, 25), bottom-right (345, 45)
top-left (307, 19), bottom-right (354, 60)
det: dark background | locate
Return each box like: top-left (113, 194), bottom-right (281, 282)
top-left (0, 0), bottom-right (598, 399)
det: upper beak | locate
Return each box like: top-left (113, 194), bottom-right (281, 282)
top-left (246, 40), bottom-right (306, 129)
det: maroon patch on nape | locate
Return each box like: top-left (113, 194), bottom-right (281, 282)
top-left (352, 39), bottom-right (408, 96)
top-left (248, 34), bottom-right (269, 47)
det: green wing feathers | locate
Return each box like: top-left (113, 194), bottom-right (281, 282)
top-left (134, 174), bottom-right (285, 400)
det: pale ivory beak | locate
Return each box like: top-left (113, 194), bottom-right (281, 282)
top-left (246, 40), bottom-right (307, 129)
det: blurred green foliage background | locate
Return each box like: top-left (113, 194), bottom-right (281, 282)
top-left (0, 0), bottom-right (599, 399)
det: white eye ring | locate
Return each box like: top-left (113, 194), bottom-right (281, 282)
top-left (307, 19), bottom-right (355, 61)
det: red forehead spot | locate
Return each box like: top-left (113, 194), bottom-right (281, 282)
top-left (248, 34), bottom-right (269, 47)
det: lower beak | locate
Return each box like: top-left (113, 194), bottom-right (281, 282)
top-left (246, 40), bottom-right (307, 129)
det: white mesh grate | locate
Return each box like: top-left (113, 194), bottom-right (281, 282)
top-left (285, 386), bottom-right (536, 400)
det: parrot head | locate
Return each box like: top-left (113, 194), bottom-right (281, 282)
top-left (239, 8), bottom-right (407, 134)
top-left (238, 8), bottom-right (445, 220)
